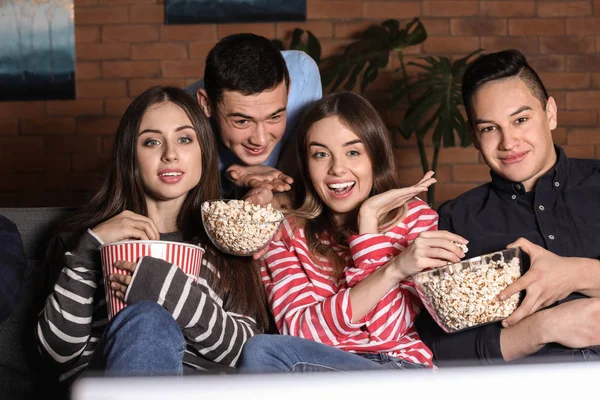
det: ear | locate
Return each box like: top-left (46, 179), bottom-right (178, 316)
top-left (196, 89), bottom-right (213, 118)
top-left (546, 96), bottom-right (558, 131)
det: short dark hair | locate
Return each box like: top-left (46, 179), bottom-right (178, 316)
top-left (462, 49), bottom-right (549, 126)
top-left (204, 33), bottom-right (290, 105)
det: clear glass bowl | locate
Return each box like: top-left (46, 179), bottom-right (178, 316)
top-left (413, 247), bottom-right (523, 333)
top-left (201, 199), bottom-right (284, 257)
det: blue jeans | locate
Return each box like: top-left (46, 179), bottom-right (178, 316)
top-left (88, 301), bottom-right (186, 376)
top-left (237, 334), bottom-right (426, 373)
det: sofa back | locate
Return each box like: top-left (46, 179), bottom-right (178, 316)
top-left (0, 207), bottom-right (75, 400)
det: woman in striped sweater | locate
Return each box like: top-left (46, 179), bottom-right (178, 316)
top-left (36, 86), bottom-right (268, 385)
top-left (238, 92), bottom-right (468, 372)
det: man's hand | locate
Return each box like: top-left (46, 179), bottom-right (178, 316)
top-left (543, 298), bottom-right (600, 349)
top-left (499, 238), bottom-right (576, 327)
top-left (243, 187), bottom-right (274, 206)
top-left (227, 164), bottom-right (293, 192)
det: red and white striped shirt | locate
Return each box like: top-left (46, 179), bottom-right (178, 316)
top-left (261, 198), bottom-right (438, 367)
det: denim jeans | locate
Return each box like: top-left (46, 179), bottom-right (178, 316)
top-left (237, 334), bottom-right (426, 373)
top-left (87, 301), bottom-right (186, 377)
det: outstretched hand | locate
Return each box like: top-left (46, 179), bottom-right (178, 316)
top-left (227, 164), bottom-right (293, 193)
top-left (499, 238), bottom-right (576, 328)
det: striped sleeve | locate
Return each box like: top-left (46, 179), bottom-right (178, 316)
top-left (35, 230), bottom-right (107, 382)
top-left (261, 221), bottom-right (363, 345)
top-left (125, 253), bottom-right (260, 368)
top-left (356, 199), bottom-right (439, 338)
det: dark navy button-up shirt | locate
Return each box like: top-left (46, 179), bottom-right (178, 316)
top-left (0, 214), bottom-right (26, 325)
top-left (417, 146), bottom-right (600, 364)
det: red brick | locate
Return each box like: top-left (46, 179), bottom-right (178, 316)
top-left (481, 36), bottom-right (539, 53)
top-left (552, 127), bottom-right (567, 145)
top-left (0, 119), bottom-right (18, 135)
top-left (314, 38), bottom-right (353, 59)
top-left (2, 174), bottom-right (47, 191)
top-left (509, 19), bottom-right (566, 36)
top-left (217, 23), bottom-right (276, 39)
top-left (104, 98), bottom-right (134, 116)
top-left (566, 91), bottom-right (600, 109)
top-left (0, 137), bottom-right (44, 157)
top-left (131, 43), bottom-right (187, 60)
top-left (393, 147), bottom-right (431, 167)
top-left (128, 4), bottom-right (163, 23)
top-left (75, 6), bottom-right (129, 25)
top-left (592, 73), bottom-right (600, 88)
top-left (567, 129), bottom-right (600, 144)
top-left (77, 118), bottom-right (121, 135)
top-left (46, 172), bottom-right (104, 191)
top-left (188, 42), bottom-right (213, 60)
top-left (46, 99), bottom-right (104, 117)
top-left (540, 36), bottom-right (596, 54)
top-left (527, 55), bottom-right (565, 73)
top-left (423, 1), bottom-right (478, 17)
top-left (438, 146), bottom-right (481, 164)
top-left (537, 1), bottom-right (592, 18)
top-left (74, 0), bottom-right (98, 6)
top-left (567, 54), bottom-right (600, 72)
top-left (76, 26), bottom-right (101, 43)
top-left (334, 21), bottom-right (380, 39)
top-left (0, 193), bottom-right (18, 207)
top-left (307, 0), bottom-right (363, 19)
top-left (128, 78), bottom-right (187, 97)
top-left (397, 165), bottom-right (452, 187)
top-left (102, 61), bottom-right (160, 78)
top-left (451, 18), bottom-right (507, 36)
top-left (102, 0), bottom-right (156, 4)
top-left (0, 154), bottom-right (71, 174)
top-left (480, 1), bottom-right (536, 17)
top-left (363, 2), bottom-right (421, 19)
top-left (103, 136), bottom-right (116, 154)
top-left (596, 0), bottom-right (600, 16)
top-left (76, 43), bottom-right (130, 60)
top-left (76, 62), bottom-right (102, 80)
top-left (42, 135), bottom-right (100, 155)
top-left (424, 36), bottom-right (479, 54)
top-left (21, 118), bottom-right (76, 135)
top-left (276, 21), bottom-right (334, 39)
top-left (419, 18), bottom-right (451, 36)
top-left (161, 60), bottom-right (204, 79)
top-left (562, 145), bottom-right (595, 159)
top-left (452, 164), bottom-right (491, 183)
top-left (0, 102), bottom-right (45, 118)
top-left (16, 189), bottom-right (75, 207)
top-left (551, 91), bottom-right (567, 110)
top-left (160, 25), bottom-right (218, 42)
top-left (566, 18), bottom-right (600, 35)
top-left (436, 183), bottom-right (478, 204)
top-left (538, 72), bottom-right (591, 90)
top-left (72, 154), bottom-right (111, 172)
top-left (558, 110), bottom-right (598, 127)
top-left (77, 80), bottom-right (128, 98)
top-left (102, 25), bottom-right (159, 43)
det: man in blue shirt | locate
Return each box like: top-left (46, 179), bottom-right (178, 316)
top-left (417, 49), bottom-right (600, 364)
top-left (0, 214), bottom-right (26, 325)
top-left (186, 33), bottom-right (322, 201)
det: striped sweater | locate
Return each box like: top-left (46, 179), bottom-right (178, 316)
top-left (262, 199), bottom-right (437, 367)
top-left (36, 230), bottom-right (260, 383)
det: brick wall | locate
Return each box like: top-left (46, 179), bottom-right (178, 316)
top-left (1, 0), bottom-right (599, 207)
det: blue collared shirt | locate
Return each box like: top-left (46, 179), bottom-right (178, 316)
top-left (186, 50), bottom-right (322, 198)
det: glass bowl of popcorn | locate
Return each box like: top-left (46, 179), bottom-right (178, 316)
top-left (201, 199), bottom-right (285, 257)
top-left (413, 247), bottom-right (523, 333)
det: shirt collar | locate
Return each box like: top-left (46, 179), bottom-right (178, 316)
top-left (490, 145), bottom-right (569, 195)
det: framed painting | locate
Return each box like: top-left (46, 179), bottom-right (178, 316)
top-left (0, 0), bottom-right (76, 101)
top-left (165, 0), bottom-right (307, 25)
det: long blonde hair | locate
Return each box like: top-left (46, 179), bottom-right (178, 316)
top-left (293, 92), bottom-right (404, 279)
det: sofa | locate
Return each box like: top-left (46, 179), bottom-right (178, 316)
top-left (0, 207), bottom-right (75, 400)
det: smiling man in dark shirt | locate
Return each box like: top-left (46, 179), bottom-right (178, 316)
top-left (417, 49), bottom-right (600, 364)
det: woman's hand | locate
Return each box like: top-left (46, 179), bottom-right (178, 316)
top-left (358, 171), bottom-right (437, 234)
top-left (91, 210), bottom-right (160, 244)
top-left (387, 230), bottom-right (469, 281)
top-left (109, 260), bottom-right (137, 301)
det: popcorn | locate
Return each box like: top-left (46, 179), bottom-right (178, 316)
top-left (453, 241), bottom-right (469, 254)
top-left (414, 248), bottom-right (522, 333)
top-left (201, 200), bottom-right (284, 256)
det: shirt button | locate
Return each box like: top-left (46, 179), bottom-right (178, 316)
top-left (538, 205), bottom-right (545, 211)
top-left (554, 182), bottom-right (560, 187)
top-left (548, 234), bottom-right (555, 240)
top-left (516, 184), bottom-right (521, 190)
top-left (511, 194), bottom-right (517, 200)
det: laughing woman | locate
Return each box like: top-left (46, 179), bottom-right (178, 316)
top-left (238, 92), bottom-right (468, 372)
top-left (36, 87), bottom-right (268, 386)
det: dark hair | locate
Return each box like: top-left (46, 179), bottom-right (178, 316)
top-left (51, 86), bottom-right (268, 329)
top-left (294, 92), bottom-right (401, 279)
top-left (462, 49), bottom-right (549, 127)
top-left (203, 33), bottom-right (290, 105)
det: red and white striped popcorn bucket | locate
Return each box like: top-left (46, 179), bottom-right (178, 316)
top-left (99, 240), bottom-right (204, 320)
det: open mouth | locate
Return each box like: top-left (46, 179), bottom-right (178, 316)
top-left (327, 181), bottom-right (356, 195)
top-left (243, 145), bottom-right (268, 156)
top-left (159, 172), bottom-right (182, 177)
